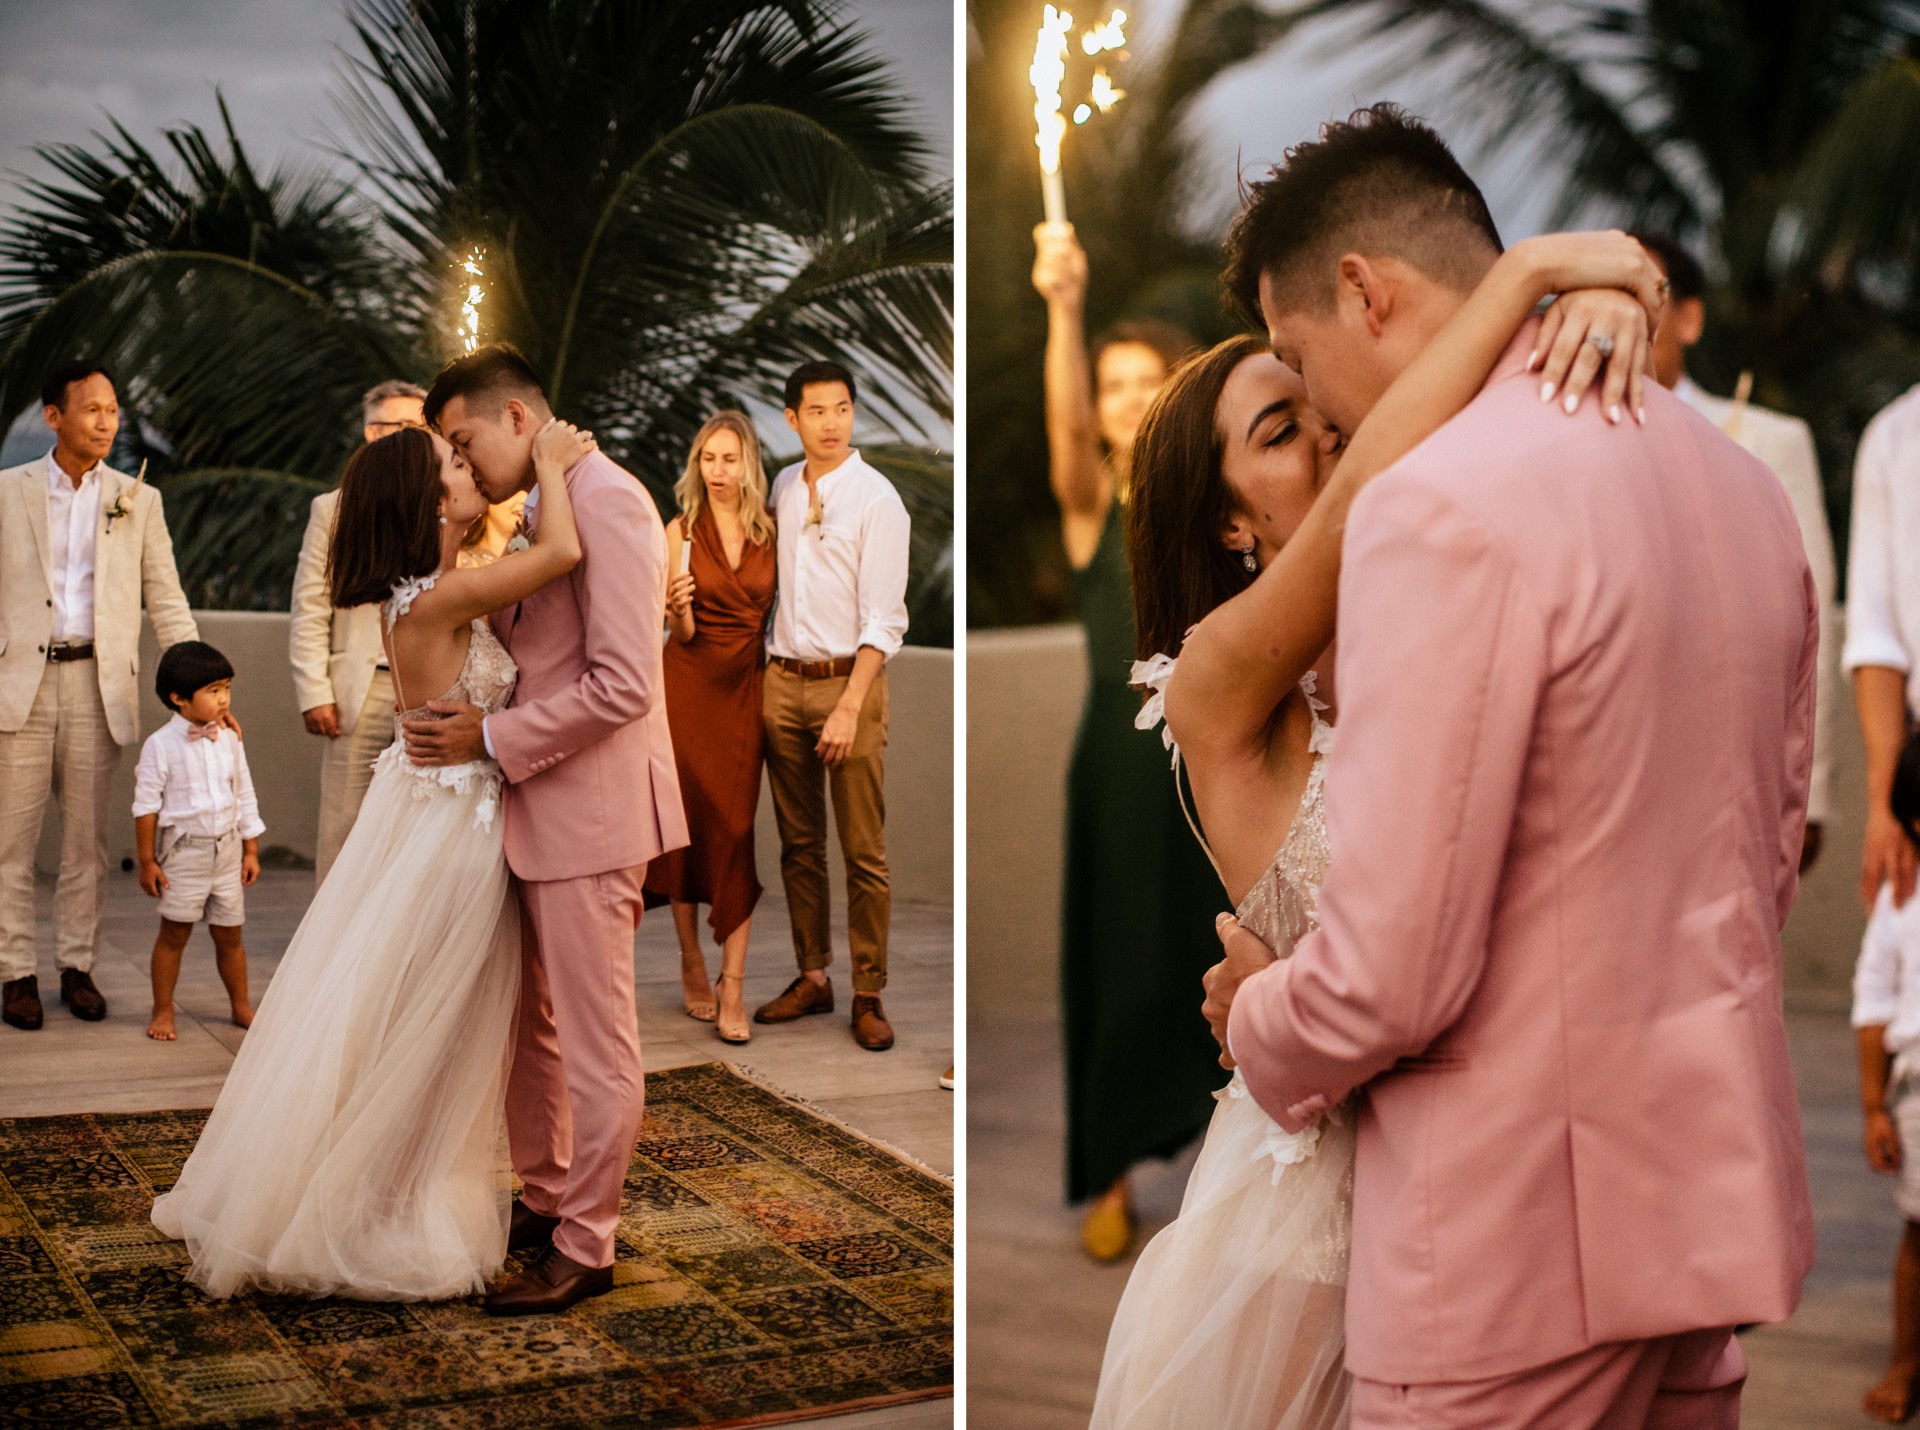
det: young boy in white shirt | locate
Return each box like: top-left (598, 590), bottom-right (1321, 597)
top-left (133, 641), bottom-right (264, 1041)
top-left (1856, 728), bottom-right (1920, 1421)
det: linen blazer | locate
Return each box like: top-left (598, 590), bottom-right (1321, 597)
top-left (288, 490), bottom-right (386, 734)
top-left (1679, 380), bottom-right (1839, 822)
top-left (488, 451), bottom-right (688, 882)
top-left (0, 456), bottom-right (197, 745)
top-left (1228, 329), bottom-right (1818, 1384)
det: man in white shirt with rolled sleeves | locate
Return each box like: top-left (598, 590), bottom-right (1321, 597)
top-left (753, 360), bottom-right (911, 1052)
top-left (289, 380), bottom-right (424, 884)
top-left (1843, 381), bottom-right (1920, 909)
top-left (0, 359), bottom-right (198, 1032)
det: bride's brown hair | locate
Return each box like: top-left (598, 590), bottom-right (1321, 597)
top-left (1126, 334), bottom-right (1268, 662)
top-left (328, 427), bottom-right (443, 608)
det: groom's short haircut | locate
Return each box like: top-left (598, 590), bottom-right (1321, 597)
top-left (783, 360), bottom-right (857, 412)
top-left (423, 343), bottom-right (548, 427)
top-left (1222, 103), bottom-right (1503, 323)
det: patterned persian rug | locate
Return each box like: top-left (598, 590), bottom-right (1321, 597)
top-left (0, 1062), bottom-right (952, 1428)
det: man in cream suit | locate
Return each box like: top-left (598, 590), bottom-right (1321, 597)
top-left (0, 360), bottom-right (197, 1030)
top-left (1638, 232), bottom-right (1840, 871)
top-left (289, 380), bottom-right (425, 884)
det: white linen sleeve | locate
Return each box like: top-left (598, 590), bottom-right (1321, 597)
top-left (131, 736), bottom-right (168, 819)
top-left (232, 743), bottom-right (266, 841)
top-left (1855, 889), bottom-right (1903, 1028)
top-left (855, 489), bottom-right (911, 658)
top-left (1843, 414), bottom-right (1908, 674)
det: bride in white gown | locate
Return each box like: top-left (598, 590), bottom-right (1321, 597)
top-left (1090, 233), bottom-right (1666, 1427)
top-left (152, 418), bottom-right (592, 1301)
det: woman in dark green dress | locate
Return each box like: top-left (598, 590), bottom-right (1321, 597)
top-left (1033, 221), bottom-right (1226, 1261)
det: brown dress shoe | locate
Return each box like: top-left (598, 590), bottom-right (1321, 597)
top-left (60, 969), bottom-right (106, 1021)
top-left (754, 974), bottom-right (834, 1024)
top-left (508, 1200), bottom-right (560, 1252)
top-left (484, 1244), bottom-right (613, 1316)
top-left (2, 975), bottom-right (42, 1031)
top-left (850, 994), bottom-right (894, 1051)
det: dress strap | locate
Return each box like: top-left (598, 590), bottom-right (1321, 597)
top-left (382, 572), bottom-right (442, 715)
top-left (1129, 651), bottom-right (1230, 893)
top-left (1172, 748), bottom-right (1229, 892)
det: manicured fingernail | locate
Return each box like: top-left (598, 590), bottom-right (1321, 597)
top-left (1609, 404), bottom-right (1622, 425)
top-left (1635, 406), bottom-right (1646, 425)
top-left (1539, 381), bottom-right (1556, 403)
top-left (1524, 351), bottom-right (1539, 372)
top-left (1563, 392), bottom-right (1579, 414)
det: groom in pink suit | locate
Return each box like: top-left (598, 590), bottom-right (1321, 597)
top-left (406, 345), bottom-right (687, 1315)
top-left (1206, 108), bottom-right (1817, 1424)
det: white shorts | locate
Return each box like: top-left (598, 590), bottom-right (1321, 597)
top-left (1893, 1072), bottom-right (1920, 1221)
top-left (156, 829), bottom-right (245, 927)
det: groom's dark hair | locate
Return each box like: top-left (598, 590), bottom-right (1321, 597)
top-left (423, 343), bottom-right (548, 427)
top-left (1222, 103), bottom-right (1502, 324)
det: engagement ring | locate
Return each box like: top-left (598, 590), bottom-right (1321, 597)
top-left (1586, 332), bottom-right (1615, 358)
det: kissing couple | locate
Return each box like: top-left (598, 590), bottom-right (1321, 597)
top-left (1092, 105), bottom-right (1815, 1428)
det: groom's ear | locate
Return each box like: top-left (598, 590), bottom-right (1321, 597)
top-left (1338, 254), bottom-right (1394, 338)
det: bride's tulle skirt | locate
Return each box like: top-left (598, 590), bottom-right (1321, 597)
top-left (151, 746), bottom-right (521, 1301)
top-left (1091, 1074), bottom-right (1355, 1429)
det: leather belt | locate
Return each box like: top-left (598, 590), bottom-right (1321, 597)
top-left (46, 641), bottom-right (94, 663)
top-left (771, 655), bottom-right (855, 678)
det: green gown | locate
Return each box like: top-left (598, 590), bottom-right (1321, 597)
top-left (1061, 504), bottom-right (1229, 1203)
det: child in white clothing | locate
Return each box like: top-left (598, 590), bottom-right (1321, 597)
top-left (132, 642), bottom-right (263, 1041)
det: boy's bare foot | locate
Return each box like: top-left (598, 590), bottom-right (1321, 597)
top-left (147, 1009), bottom-right (176, 1041)
top-left (1866, 1364), bottom-right (1919, 1422)
top-left (230, 1003), bottom-right (254, 1030)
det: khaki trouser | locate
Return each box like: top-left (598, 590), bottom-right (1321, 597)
top-left (314, 669), bottom-right (395, 887)
top-left (0, 659), bottom-right (120, 980)
top-left (760, 662), bottom-right (890, 993)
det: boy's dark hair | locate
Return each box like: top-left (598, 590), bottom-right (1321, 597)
top-left (783, 360), bottom-right (857, 412)
top-left (1628, 231), bottom-right (1707, 305)
top-left (1221, 103), bottom-right (1503, 325)
top-left (155, 641), bottom-right (234, 711)
top-left (42, 359), bottom-right (115, 411)
top-left (1894, 729), bottom-right (1920, 851)
top-left (423, 343), bottom-right (547, 427)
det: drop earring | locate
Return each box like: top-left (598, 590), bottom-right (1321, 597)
top-left (1240, 544), bottom-right (1257, 575)
top-left (438, 515), bottom-right (449, 526)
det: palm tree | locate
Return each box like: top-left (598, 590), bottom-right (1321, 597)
top-left (1264, 0), bottom-right (1920, 566)
top-left (966, 0), bottom-right (1298, 627)
top-left (0, 0), bottom-right (953, 628)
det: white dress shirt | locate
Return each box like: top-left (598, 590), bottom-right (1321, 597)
top-left (1844, 384), bottom-right (1920, 716)
top-left (132, 716), bottom-right (266, 840)
top-left (1676, 378), bottom-right (1840, 820)
top-left (1855, 884), bottom-right (1920, 1065)
top-left (45, 449), bottom-right (103, 641)
top-left (767, 449), bottom-right (910, 661)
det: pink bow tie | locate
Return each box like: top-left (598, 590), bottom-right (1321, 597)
top-left (187, 722), bottom-right (219, 742)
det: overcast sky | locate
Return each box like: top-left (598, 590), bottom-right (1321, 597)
top-left (0, 0), bottom-right (954, 200)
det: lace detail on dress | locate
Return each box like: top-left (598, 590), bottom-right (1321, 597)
top-left (379, 577), bottom-right (519, 830)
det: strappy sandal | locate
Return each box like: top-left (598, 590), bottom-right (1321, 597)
top-left (714, 972), bottom-right (751, 1045)
top-left (680, 949), bottom-right (716, 1023)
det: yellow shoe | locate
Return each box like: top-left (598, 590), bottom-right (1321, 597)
top-left (1080, 1191), bottom-right (1135, 1262)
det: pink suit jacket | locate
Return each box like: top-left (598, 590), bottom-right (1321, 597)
top-left (1229, 329), bottom-right (1818, 1384)
top-left (488, 451), bottom-right (688, 882)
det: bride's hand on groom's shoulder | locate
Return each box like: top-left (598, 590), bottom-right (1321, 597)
top-left (1515, 230), bottom-right (1666, 425)
top-left (1201, 914), bottom-right (1280, 1070)
top-left (532, 418), bottom-right (595, 470)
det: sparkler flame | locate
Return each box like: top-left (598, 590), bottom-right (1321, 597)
top-left (1090, 68), bottom-right (1124, 112)
top-left (1082, 8), bottom-right (1127, 54)
top-left (1030, 5), bottom-right (1073, 179)
top-left (458, 248), bottom-right (486, 353)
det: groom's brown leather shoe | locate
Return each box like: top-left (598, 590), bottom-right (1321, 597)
top-left (2, 976), bottom-right (42, 1030)
top-left (484, 1245), bottom-right (613, 1316)
top-left (850, 994), bottom-right (894, 1051)
top-left (60, 969), bottom-right (106, 1021)
top-left (508, 1200), bottom-right (560, 1252)
top-left (754, 974), bottom-right (833, 1024)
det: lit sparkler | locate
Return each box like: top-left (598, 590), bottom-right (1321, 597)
top-left (458, 248), bottom-right (486, 353)
top-left (1030, 7), bottom-right (1129, 219)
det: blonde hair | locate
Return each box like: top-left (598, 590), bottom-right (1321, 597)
top-left (674, 410), bottom-right (775, 546)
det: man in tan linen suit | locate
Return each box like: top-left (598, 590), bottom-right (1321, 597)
top-left (289, 380), bottom-right (425, 884)
top-left (0, 361), bottom-right (197, 1030)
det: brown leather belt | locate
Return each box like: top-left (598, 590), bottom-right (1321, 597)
top-left (771, 655), bottom-right (854, 678)
top-left (46, 642), bottom-right (94, 663)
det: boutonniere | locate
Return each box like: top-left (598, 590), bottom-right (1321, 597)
top-left (103, 459), bottom-right (147, 534)
top-left (504, 504), bottom-right (532, 554)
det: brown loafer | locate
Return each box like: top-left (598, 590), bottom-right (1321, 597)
top-left (850, 994), bottom-right (894, 1051)
top-left (484, 1244), bottom-right (612, 1316)
top-left (508, 1200), bottom-right (560, 1252)
top-left (60, 969), bottom-right (106, 1021)
top-left (2, 975), bottom-right (42, 1031)
top-left (754, 974), bottom-right (834, 1024)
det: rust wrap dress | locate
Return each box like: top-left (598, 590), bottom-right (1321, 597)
top-left (644, 508), bottom-right (777, 939)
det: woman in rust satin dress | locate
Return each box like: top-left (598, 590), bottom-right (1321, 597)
top-left (647, 411), bottom-right (777, 1043)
